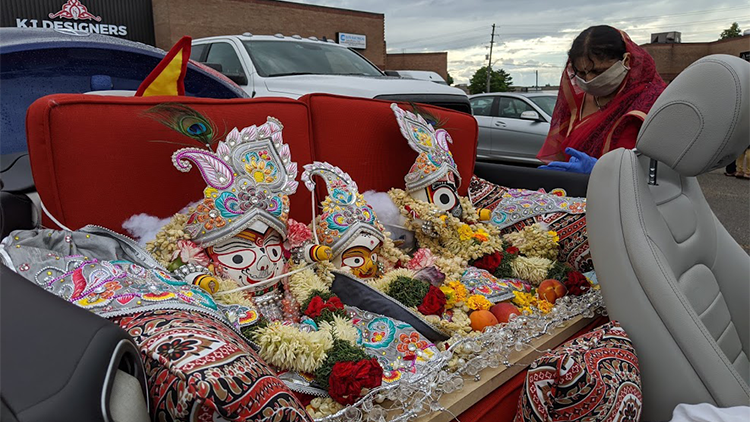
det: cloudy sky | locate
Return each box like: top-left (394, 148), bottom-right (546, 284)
top-left (295, 0), bottom-right (749, 86)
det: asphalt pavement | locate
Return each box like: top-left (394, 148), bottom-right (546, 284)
top-left (698, 169), bottom-right (750, 254)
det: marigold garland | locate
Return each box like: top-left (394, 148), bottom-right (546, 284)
top-left (466, 294), bottom-right (492, 311)
top-left (511, 291), bottom-right (552, 314)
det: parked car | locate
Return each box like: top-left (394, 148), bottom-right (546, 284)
top-left (470, 92), bottom-right (557, 164)
top-left (385, 70), bottom-right (448, 85)
top-left (191, 34), bottom-right (470, 113)
top-left (0, 27), bottom-right (247, 238)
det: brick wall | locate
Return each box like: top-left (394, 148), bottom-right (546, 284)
top-left (385, 52), bottom-right (448, 81)
top-left (151, 0), bottom-right (386, 68)
top-left (641, 36), bottom-right (750, 82)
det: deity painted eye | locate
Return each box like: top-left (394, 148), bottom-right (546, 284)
top-left (266, 244), bottom-right (283, 262)
top-left (371, 253), bottom-right (378, 262)
top-left (430, 186), bottom-right (458, 211)
top-left (343, 256), bottom-right (366, 268)
top-left (215, 248), bottom-right (257, 270)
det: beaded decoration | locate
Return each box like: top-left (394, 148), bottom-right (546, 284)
top-left (301, 162), bottom-right (385, 258)
top-left (391, 103), bottom-right (461, 193)
top-left (172, 118), bottom-right (298, 247)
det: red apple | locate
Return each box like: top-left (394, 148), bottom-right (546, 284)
top-left (490, 302), bottom-right (521, 324)
top-left (537, 279), bottom-right (567, 303)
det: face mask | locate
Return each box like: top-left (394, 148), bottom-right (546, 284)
top-left (575, 60), bottom-right (629, 97)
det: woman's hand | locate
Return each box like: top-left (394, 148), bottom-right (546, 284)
top-left (538, 148), bottom-right (598, 174)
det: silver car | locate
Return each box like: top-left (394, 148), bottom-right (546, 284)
top-left (470, 92), bottom-right (557, 164)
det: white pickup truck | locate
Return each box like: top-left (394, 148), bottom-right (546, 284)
top-left (191, 34), bottom-right (471, 113)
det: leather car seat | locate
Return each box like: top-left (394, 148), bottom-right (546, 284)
top-left (587, 54), bottom-right (750, 421)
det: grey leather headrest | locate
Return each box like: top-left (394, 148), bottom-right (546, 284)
top-left (637, 55), bottom-right (750, 176)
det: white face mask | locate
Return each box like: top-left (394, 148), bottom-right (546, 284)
top-left (575, 60), bottom-right (630, 97)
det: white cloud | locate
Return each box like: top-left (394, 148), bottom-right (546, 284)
top-left (294, 0), bottom-right (750, 86)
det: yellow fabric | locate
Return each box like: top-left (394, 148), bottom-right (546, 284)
top-left (141, 49), bottom-right (184, 97)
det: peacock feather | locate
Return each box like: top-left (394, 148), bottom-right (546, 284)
top-left (144, 103), bottom-right (218, 148)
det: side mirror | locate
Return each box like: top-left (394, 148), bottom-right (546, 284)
top-left (520, 110), bottom-right (542, 121)
top-left (224, 73), bottom-right (249, 86)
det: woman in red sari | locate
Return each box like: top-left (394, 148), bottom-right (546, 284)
top-left (537, 26), bottom-right (666, 172)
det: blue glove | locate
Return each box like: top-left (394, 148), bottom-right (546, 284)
top-left (539, 148), bottom-right (598, 174)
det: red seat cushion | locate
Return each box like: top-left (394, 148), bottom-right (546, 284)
top-left (299, 94), bottom-right (478, 202)
top-left (26, 94), bottom-right (314, 233)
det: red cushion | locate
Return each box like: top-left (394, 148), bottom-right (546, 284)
top-left (299, 94), bottom-right (477, 201)
top-left (26, 94), bottom-right (314, 233)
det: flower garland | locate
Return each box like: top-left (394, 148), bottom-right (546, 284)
top-left (145, 212), bottom-right (190, 266)
top-left (387, 189), bottom-right (504, 265)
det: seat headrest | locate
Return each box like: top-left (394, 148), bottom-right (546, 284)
top-left (637, 55), bottom-right (750, 176)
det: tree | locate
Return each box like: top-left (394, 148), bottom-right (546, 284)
top-left (446, 73), bottom-right (454, 86)
top-left (720, 22), bottom-right (742, 40)
top-left (468, 67), bottom-right (513, 94)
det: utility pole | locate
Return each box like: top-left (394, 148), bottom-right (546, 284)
top-left (535, 70), bottom-right (538, 90)
top-left (485, 23), bottom-right (495, 93)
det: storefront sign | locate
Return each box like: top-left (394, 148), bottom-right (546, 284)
top-left (1, 0), bottom-right (155, 45)
top-left (337, 32), bottom-right (366, 49)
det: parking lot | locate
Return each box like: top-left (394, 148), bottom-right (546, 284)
top-left (699, 169), bottom-right (750, 253)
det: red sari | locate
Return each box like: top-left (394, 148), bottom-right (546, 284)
top-left (537, 31), bottom-right (666, 163)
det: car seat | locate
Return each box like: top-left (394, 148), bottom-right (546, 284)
top-left (587, 54), bottom-right (750, 421)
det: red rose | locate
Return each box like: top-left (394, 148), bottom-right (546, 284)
top-left (564, 271), bottom-right (590, 296)
top-left (304, 295), bottom-right (345, 318)
top-left (505, 246), bottom-right (520, 255)
top-left (472, 251), bottom-right (504, 272)
top-left (355, 358), bottom-right (383, 390)
top-left (417, 285), bottom-right (447, 316)
top-left (328, 358), bottom-right (383, 405)
top-left (304, 296), bottom-right (326, 318)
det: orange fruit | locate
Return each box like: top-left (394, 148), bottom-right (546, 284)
top-left (469, 310), bottom-right (499, 332)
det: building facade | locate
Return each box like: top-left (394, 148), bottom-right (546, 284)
top-left (641, 35), bottom-right (750, 83)
top-left (385, 52), bottom-right (448, 81)
top-left (2, 0), bottom-right (450, 80)
top-left (152, 0), bottom-right (388, 69)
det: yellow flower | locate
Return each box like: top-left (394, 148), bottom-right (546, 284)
top-left (440, 285), bottom-right (456, 307)
top-left (439, 215), bottom-right (448, 222)
top-left (536, 299), bottom-right (553, 314)
top-left (458, 224), bottom-right (473, 241)
top-left (548, 230), bottom-right (560, 244)
top-left (472, 228), bottom-right (489, 242)
top-left (512, 290), bottom-right (535, 308)
top-left (446, 281), bottom-right (468, 303)
top-left (466, 294), bottom-right (492, 311)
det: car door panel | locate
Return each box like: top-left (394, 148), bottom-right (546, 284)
top-left (491, 97), bottom-right (548, 162)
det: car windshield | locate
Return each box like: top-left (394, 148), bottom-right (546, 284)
top-left (242, 40), bottom-right (383, 77)
top-left (527, 95), bottom-right (557, 117)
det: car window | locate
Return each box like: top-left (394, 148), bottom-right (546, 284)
top-left (528, 96), bottom-right (557, 117)
top-left (498, 98), bottom-right (533, 119)
top-left (470, 97), bottom-right (494, 116)
top-left (190, 44), bottom-right (207, 62)
top-left (205, 42), bottom-right (245, 76)
top-left (242, 40), bottom-right (382, 77)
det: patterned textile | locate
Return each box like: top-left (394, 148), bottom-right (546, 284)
top-left (113, 310), bottom-right (312, 422)
top-left (468, 176), bottom-right (593, 272)
top-left (514, 321), bottom-right (642, 422)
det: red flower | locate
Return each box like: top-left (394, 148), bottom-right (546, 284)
top-left (417, 285), bottom-right (446, 316)
top-left (472, 251), bottom-right (503, 272)
top-left (505, 246), bottom-right (520, 255)
top-left (304, 295), bottom-right (344, 318)
top-left (328, 358), bottom-right (383, 405)
top-left (564, 271), bottom-right (590, 296)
